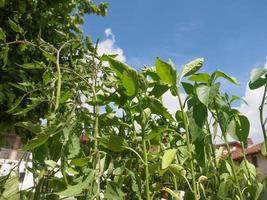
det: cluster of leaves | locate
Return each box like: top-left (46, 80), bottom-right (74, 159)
top-left (1, 1), bottom-right (267, 200)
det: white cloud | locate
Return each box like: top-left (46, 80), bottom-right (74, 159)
top-left (238, 57), bottom-right (267, 143)
top-left (97, 28), bottom-right (126, 62)
top-left (239, 85), bottom-right (265, 143)
top-left (162, 90), bottom-right (186, 116)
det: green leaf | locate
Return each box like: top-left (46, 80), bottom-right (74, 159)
top-left (13, 98), bottom-right (44, 115)
top-left (70, 157), bottom-right (90, 167)
top-left (100, 135), bottom-right (126, 152)
top-left (42, 51), bottom-right (56, 64)
top-left (240, 160), bottom-right (256, 180)
top-left (19, 62), bottom-right (42, 69)
top-left (24, 133), bottom-right (49, 151)
top-left (162, 149), bottom-right (177, 169)
top-left (181, 58), bottom-right (204, 77)
top-left (0, 27), bottom-right (6, 41)
top-left (104, 55), bottom-right (131, 78)
top-left (155, 57), bottom-right (177, 86)
top-left (122, 70), bottom-right (138, 96)
top-left (236, 115), bottom-right (250, 143)
top-left (227, 115), bottom-right (250, 143)
top-left (56, 172), bottom-right (94, 197)
top-left (249, 77), bottom-right (267, 90)
top-left (145, 127), bottom-right (169, 140)
top-left (0, 176), bottom-right (19, 200)
top-left (105, 182), bottom-right (125, 199)
top-left (250, 68), bottom-right (267, 83)
top-left (196, 84), bottom-right (219, 107)
top-left (15, 121), bottom-right (41, 134)
top-left (150, 84), bottom-right (169, 97)
top-left (168, 164), bottom-right (186, 177)
top-left (148, 97), bottom-right (174, 121)
top-left (6, 95), bottom-right (26, 113)
top-left (213, 70), bottom-right (239, 84)
top-left (8, 18), bottom-right (22, 33)
top-left (181, 82), bottom-right (194, 96)
top-left (188, 73), bottom-right (210, 83)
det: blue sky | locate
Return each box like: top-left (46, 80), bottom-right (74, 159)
top-left (85, 0), bottom-right (267, 97)
top-left (84, 0), bottom-right (267, 142)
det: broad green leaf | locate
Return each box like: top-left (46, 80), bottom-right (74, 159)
top-left (43, 70), bottom-right (54, 85)
top-left (213, 70), bottom-right (239, 84)
top-left (250, 68), bottom-right (267, 83)
top-left (227, 114), bottom-right (250, 143)
top-left (70, 157), bottom-right (90, 167)
top-left (100, 135), bottom-right (126, 152)
top-left (218, 181), bottom-right (229, 199)
top-left (249, 77), bottom-right (267, 90)
top-left (226, 119), bottom-right (238, 141)
top-left (8, 18), bottom-right (22, 33)
top-left (19, 62), bottom-right (42, 69)
top-left (181, 82), bottom-right (194, 95)
top-left (236, 115), bottom-right (250, 143)
top-left (196, 84), bottom-right (219, 107)
top-left (24, 133), bottom-right (48, 151)
top-left (148, 97), bottom-right (174, 121)
top-left (181, 58), bottom-right (204, 77)
top-left (104, 55), bottom-right (131, 78)
top-left (15, 121), bottom-right (41, 134)
top-left (155, 57), bottom-right (177, 86)
top-left (42, 51), bottom-right (56, 64)
top-left (150, 84), bottom-right (169, 98)
top-left (0, 27), bottom-right (6, 41)
top-left (240, 160), bottom-right (256, 180)
top-left (162, 149), bottom-right (177, 169)
top-left (122, 70), bottom-right (137, 96)
top-left (105, 182), bottom-right (125, 199)
top-left (0, 176), bottom-right (19, 200)
top-left (56, 172), bottom-right (94, 197)
top-left (168, 164), bottom-right (186, 177)
top-left (145, 126), bottom-right (169, 140)
top-left (188, 73), bottom-right (210, 83)
top-left (187, 106), bottom-right (204, 141)
top-left (45, 160), bottom-right (57, 168)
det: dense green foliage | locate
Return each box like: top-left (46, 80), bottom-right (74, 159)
top-left (1, 1), bottom-right (267, 200)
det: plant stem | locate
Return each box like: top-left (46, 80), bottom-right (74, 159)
top-left (213, 108), bottom-right (243, 200)
top-left (143, 139), bottom-right (150, 200)
top-left (241, 142), bottom-right (253, 184)
top-left (259, 84), bottom-right (267, 152)
top-left (176, 88), bottom-right (198, 200)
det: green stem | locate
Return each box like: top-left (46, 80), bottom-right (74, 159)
top-left (259, 84), bottom-right (267, 152)
top-left (142, 139), bottom-right (150, 200)
top-left (241, 142), bottom-right (253, 184)
top-left (176, 88), bottom-right (198, 200)
top-left (214, 109), bottom-right (243, 200)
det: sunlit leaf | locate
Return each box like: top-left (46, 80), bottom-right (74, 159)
top-left (162, 149), bottom-right (177, 169)
top-left (196, 84), bottom-right (219, 107)
top-left (181, 58), bottom-right (204, 77)
top-left (213, 70), bottom-right (239, 84)
top-left (155, 57), bottom-right (177, 86)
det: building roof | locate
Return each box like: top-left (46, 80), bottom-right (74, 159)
top-left (229, 143), bottom-right (262, 160)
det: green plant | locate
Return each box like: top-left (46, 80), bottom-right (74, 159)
top-left (0, 1), bottom-right (266, 200)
